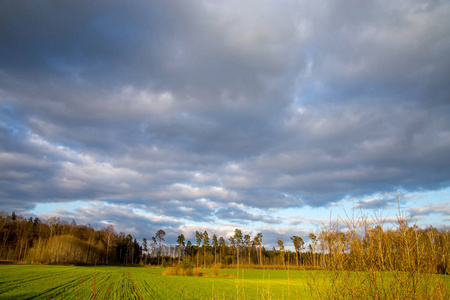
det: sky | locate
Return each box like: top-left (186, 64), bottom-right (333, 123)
top-left (1, 0), bottom-right (450, 247)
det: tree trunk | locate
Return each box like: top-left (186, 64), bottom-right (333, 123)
top-left (158, 238), bottom-right (162, 266)
top-left (259, 245), bottom-right (262, 266)
top-left (236, 244), bottom-right (240, 267)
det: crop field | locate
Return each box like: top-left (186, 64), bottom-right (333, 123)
top-left (0, 265), bottom-right (311, 299)
top-left (1, 265), bottom-right (448, 299)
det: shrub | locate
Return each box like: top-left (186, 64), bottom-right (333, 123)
top-left (193, 268), bottom-right (201, 277)
top-left (162, 259), bottom-right (168, 268)
top-left (212, 266), bottom-right (221, 277)
top-left (180, 259), bottom-right (193, 270)
top-left (162, 267), bottom-right (176, 276)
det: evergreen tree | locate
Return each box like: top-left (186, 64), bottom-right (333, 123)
top-left (277, 238), bottom-right (285, 266)
top-left (290, 235), bottom-right (304, 266)
top-left (234, 229), bottom-right (243, 267)
top-left (156, 230), bottom-right (166, 265)
top-left (177, 234), bottom-right (185, 264)
top-left (202, 231), bottom-right (209, 268)
top-left (212, 234), bottom-right (218, 265)
top-left (219, 237), bottom-right (226, 264)
top-left (195, 231), bottom-right (202, 267)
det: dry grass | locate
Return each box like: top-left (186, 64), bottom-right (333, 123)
top-left (307, 202), bottom-right (449, 299)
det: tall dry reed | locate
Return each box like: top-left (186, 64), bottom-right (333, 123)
top-left (308, 202), bottom-right (449, 299)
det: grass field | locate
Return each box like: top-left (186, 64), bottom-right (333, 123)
top-left (0, 265), bottom-right (312, 299)
top-left (1, 265), bottom-right (448, 299)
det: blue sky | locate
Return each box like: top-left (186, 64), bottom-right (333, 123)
top-left (1, 0), bottom-right (450, 247)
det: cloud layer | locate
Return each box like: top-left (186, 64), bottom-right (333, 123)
top-left (1, 0), bottom-right (450, 239)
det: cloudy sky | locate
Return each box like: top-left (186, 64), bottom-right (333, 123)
top-left (1, 0), bottom-right (450, 246)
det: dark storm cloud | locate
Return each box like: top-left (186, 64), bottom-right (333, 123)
top-left (144, 199), bottom-right (217, 223)
top-left (1, 0), bottom-right (450, 227)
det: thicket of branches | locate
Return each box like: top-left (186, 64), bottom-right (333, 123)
top-left (308, 210), bottom-right (450, 299)
top-left (318, 213), bottom-right (449, 274)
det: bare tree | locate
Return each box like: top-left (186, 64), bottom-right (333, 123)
top-left (104, 225), bottom-right (116, 265)
top-left (309, 233), bottom-right (317, 267)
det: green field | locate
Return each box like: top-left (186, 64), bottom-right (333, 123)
top-left (1, 265), bottom-right (448, 299)
top-left (0, 265), bottom-right (312, 299)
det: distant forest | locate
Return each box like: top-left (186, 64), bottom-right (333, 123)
top-left (0, 211), bottom-right (448, 274)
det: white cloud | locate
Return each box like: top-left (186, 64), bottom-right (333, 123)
top-left (408, 202), bottom-right (450, 217)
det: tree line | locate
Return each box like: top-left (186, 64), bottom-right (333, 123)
top-left (0, 211), bottom-right (448, 274)
top-left (0, 211), bottom-right (143, 265)
top-left (0, 211), bottom-right (320, 268)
